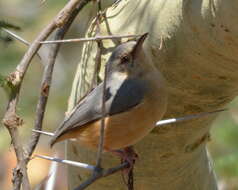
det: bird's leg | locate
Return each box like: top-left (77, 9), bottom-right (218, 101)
top-left (109, 146), bottom-right (138, 190)
top-left (111, 146), bottom-right (138, 172)
top-left (122, 146), bottom-right (138, 169)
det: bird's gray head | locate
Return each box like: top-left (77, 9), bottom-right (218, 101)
top-left (107, 33), bottom-right (148, 77)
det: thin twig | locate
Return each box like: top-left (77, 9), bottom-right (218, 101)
top-left (91, 15), bottom-right (103, 89)
top-left (39, 34), bottom-right (141, 44)
top-left (95, 0), bottom-right (105, 170)
top-left (35, 155), bottom-right (96, 171)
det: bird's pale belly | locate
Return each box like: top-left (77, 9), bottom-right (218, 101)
top-left (63, 100), bottom-right (163, 151)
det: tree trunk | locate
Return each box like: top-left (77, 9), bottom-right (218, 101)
top-left (66, 0), bottom-right (238, 189)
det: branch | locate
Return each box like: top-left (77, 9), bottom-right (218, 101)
top-left (3, 82), bottom-right (30, 190)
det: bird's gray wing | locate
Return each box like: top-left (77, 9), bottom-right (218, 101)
top-left (51, 78), bottom-right (147, 144)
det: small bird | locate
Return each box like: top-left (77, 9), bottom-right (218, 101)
top-left (50, 33), bottom-right (168, 164)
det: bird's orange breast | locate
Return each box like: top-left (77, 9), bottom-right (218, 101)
top-left (57, 94), bottom-right (165, 151)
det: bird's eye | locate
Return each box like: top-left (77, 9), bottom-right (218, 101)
top-left (121, 55), bottom-right (130, 63)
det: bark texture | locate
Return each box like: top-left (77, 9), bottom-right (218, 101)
top-left (66, 0), bottom-right (238, 189)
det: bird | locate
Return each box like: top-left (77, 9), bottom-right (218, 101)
top-left (50, 33), bottom-right (168, 164)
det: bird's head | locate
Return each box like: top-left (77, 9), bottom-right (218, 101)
top-left (107, 33), bottom-right (148, 78)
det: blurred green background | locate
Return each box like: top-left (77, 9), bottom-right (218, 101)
top-left (0, 0), bottom-right (238, 189)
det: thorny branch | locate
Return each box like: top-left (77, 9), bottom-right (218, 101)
top-left (2, 0), bottom-right (90, 189)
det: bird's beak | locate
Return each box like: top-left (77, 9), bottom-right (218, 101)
top-left (131, 33), bottom-right (148, 58)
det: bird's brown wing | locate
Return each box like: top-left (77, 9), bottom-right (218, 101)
top-left (50, 78), bottom-right (147, 147)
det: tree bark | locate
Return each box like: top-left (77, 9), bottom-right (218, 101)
top-left (67, 0), bottom-right (238, 189)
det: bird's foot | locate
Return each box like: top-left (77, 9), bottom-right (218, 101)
top-left (112, 146), bottom-right (138, 173)
top-left (110, 146), bottom-right (137, 190)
